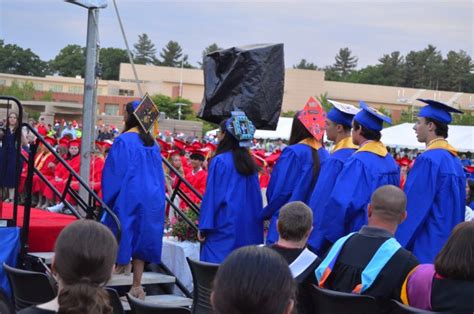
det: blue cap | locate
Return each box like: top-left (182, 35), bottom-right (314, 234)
top-left (132, 100), bottom-right (141, 111)
top-left (417, 99), bottom-right (463, 124)
top-left (327, 100), bottom-right (360, 127)
top-left (354, 101), bottom-right (392, 131)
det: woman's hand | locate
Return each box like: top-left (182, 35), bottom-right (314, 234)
top-left (197, 231), bottom-right (206, 242)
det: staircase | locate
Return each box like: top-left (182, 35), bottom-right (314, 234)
top-left (3, 96), bottom-right (199, 310)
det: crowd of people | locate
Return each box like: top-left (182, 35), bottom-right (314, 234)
top-left (2, 96), bottom-right (474, 313)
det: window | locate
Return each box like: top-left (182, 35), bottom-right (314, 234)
top-left (97, 88), bottom-right (104, 95)
top-left (119, 89), bottom-right (135, 96)
top-left (33, 83), bottom-right (43, 91)
top-left (49, 84), bottom-right (63, 92)
top-left (68, 85), bottom-right (83, 94)
top-left (105, 103), bottom-right (119, 116)
top-left (0, 80), bottom-right (6, 86)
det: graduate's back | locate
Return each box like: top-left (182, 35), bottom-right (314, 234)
top-left (199, 151), bottom-right (264, 263)
top-left (396, 147), bottom-right (466, 263)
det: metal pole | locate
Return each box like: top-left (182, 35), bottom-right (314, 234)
top-left (79, 8), bottom-right (98, 212)
top-left (91, 11), bottom-right (100, 145)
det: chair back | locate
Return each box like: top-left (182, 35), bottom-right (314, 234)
top-left (391, 300), bottom-right (442, 314)
top-left (126, 294), bottom-right (191, 314)
top-left (311, 285), bottom-right (378, 314)
top-left (105, 287), bottom-right (125, 314)
top-left (0, 289), bottom-right (14, 314)
top-left (186, 258), bottom-right (219, 314)
top-left (2, 263), bottom-right (56, 311)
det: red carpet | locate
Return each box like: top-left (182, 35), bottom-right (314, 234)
top-left (0, 202), bottom-right (76, 252)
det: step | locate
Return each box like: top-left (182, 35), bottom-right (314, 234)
top-left (121, 294), bottom-right (193, 311)
top-left (28, 252), bottom-right (54, 264)
top-left (108, 272), bottom-right (176, 286)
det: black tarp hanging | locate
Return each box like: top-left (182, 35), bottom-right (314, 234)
top-left (197, 43), bottom-right (285, 130)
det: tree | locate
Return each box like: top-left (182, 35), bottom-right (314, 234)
top-left (198, 43), bottom-right (222, 68)
top-left (40, 90), bottom-right (54, 101)
top-left (404, 45), bottom-right (443, 89)
top-left (440, 50), bottom-right (473, 92)
top-left (333, 48), bottom-right (358, 78)
top-left (158, 40), bottom-right (193, 68)
top-left (0, 80), bottom-right (36, 100)
top-left (377, 51), bottom-right (405, 86)
top-left (151, 94), bottom-right (193, 119)
top-left (50, 44), bottom-right (85, 77)
top-left (99, 47), bottom-right (129, 80)
top-left (133, 33), bottom-right (158, 65)
top-left (0, 40), bottom-right (49, 76)
top-left (316, 92), bottom-right (332, 113)
top-left (293, 59), bottom-right (319, 70)
top-left (280, 110), bottom-right (297, 117)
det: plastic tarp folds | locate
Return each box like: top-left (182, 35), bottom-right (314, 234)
top-left (198, 43), bottom-right (285, 130)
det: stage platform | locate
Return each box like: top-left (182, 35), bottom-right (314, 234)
top-left (0, 202), bottom-right (76, 252)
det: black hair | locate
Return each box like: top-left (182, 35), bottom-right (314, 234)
top-left (123, 102), bottom-right (155, 146)
top-left (190, 153), bottom-right (205, 161)
top-left (424, 117), bottom-right (448, 138)
top-left (212, 246), bottom-right (296, 314)
top-left (289, 112), bottom-right (321, 188)
top-left (353, 120), bottom-right (382, 141)
top-left (341, 124), bottom-right (352, 133)
top-left (215, 120), bottom-right (260, 176)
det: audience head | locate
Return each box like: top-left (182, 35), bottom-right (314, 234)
top-left (368, 185), bottom-right (407, 228)
top-left (53, 220), bottom-right (118, 314)
top-left (212, 246), bottom-right (296, 314)
top-left (435, 221), bottom-right (474, 281)
top-left (277, 201), bottom-right (313, 244)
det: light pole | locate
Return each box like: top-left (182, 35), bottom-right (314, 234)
top-left (65, 0), bottom-right (107, 212)
top-left (175, 103), bottom-right (188, 120)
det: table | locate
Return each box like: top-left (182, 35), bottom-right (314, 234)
top-left (161, 236), bottom-right (200, 295)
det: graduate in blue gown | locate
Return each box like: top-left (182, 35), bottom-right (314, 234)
top-left (319, 101), bottom-right (400, 245)
top-left (102, 98), bottom-right (165, 299)
top-left (260, 97), bottom-right (329, 244)
top-left (198, 111), bottom-right (263, 263)
top-left (307, 100), bottom-right (359, 254)
top-left (395, 99), bottom-right (466, 263)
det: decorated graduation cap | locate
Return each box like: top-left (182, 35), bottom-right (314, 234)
top-left (225, 111), bottom-right (256, 147)
top-left (417, 99), bottom-right (463, 124)
top-left (354, 101), bottom-right (392, 132)
top-left (297, 96), bottom-right (326, 141)
top-left (132, 93), bottom-right (160, 133)
top-left (327, 100), bottom-right (360, 127)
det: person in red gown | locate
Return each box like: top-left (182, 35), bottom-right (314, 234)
top-left (180, 150), bottom-right (207, 208)
top-left (45, 139), bottom-right (81, 212)
top-left (32, 137), bottom-right (57, 209)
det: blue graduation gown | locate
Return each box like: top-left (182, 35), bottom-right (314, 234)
top-left (308, 146), bottom-right (356, 254)
top-left (319, 142), bottom-right (400, 245)
top-left (260, 143), bottom-right (329, 244)
top-left (199, 151), bottom-right (263, 263)
top-left (395, 146), bottom-right (465, 263)
top-left (102, 132), bottom-right (166, 265)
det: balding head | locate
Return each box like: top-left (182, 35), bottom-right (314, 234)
top-left (369, 185), bottom-right (407, 225)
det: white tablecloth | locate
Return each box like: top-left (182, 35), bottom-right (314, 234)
top-left (161, 236), bottom-right (200, 295)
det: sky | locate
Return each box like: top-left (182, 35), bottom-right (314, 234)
top-left (0, 0), bottom-right (472, 69)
